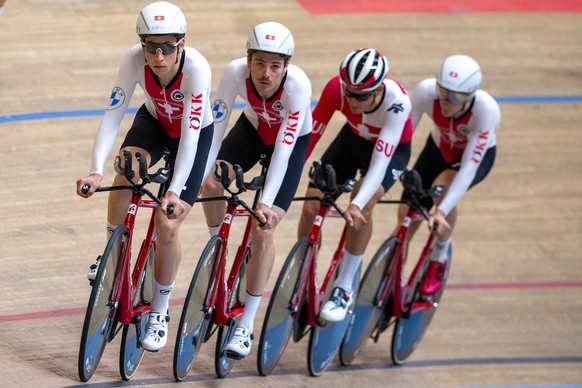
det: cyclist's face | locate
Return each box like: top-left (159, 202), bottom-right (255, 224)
top-left (142, 35), bottom-right (183, 80)
top-left (438, 99), bottom-right (468, 119)
top-left (343, 85), bottom-right (378, 114)
top-left (248, 51), bottom-right (288, 99)
top-left (437, 85), bottom-right (473, 118)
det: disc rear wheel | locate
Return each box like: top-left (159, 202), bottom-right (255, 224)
top-left (257, 237), bottom-right (311, 376)
top-left (307, 259), bottom-right (360, 377)
top-left (340, 237), bottom-right (398, 365)
top-left (391, 245), bottom-right (452, 364)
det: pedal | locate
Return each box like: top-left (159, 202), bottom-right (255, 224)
top-left (225, 350), bottom-right (245, 360)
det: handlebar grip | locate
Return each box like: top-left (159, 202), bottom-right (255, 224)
top-left (136, 152), bottom-right (148, 182)
top-left (233, 164), bottom-right (245, 191)
top-left (122, 150), bottom-right (134, 180)
top-left (167, 205), bottom-right (174, 216)
top-left (219, 161), bottom-right (231, 188)
top-left (81, 184), bottom-right (90, 195)
top-left (324, 164), bottom-right (337, 190)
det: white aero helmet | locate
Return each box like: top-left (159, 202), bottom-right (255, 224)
top-left (247, 21), bottom-right (295, 58)
top-left (437, 55), bottom-right (482, 94)
top-left (340, 48), bottom-right (389, 92)
top-left (136, 1), bottom-right (187, 38)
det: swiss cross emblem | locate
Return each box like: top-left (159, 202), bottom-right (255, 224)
top-left (154, 15), bottom-right (165, 21)
top-left (265, 34), bottom-right (275, 40)
top-left (449, 71), bottom-right (458, 78)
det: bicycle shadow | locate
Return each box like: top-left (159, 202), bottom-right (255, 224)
top-left (327, 355), bottom-right (582, 371)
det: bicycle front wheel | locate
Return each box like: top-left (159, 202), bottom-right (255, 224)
top-left (307, 258), bottom-right (360, 377)
top-left (391, 245), bottom-right (452, 365)
top-left (119, 242), bottom-right (155, 380)
top-left (173, 235), bottom-right (222, 381)
top-left (340, 237), bottom-right (398, 366)
top-left (78, 225), bottom-right (127, 382)
top-left (257, 237), bottom-right (312, 376)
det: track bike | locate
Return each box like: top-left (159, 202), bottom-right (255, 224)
top-left (173, 159), bottom-right (265, 380)
top-left (78, 149), bottom-right (172, 382)
top-left (257, 162), bottom-right (358, 377)
top-left (339, 169), bottom-right (450, 366)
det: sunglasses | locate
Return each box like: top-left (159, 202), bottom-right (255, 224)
top-left (436, 84), bottom-right (473, 104)
top-left (141, 38), bottom-right (183, 56)
top-left (344, 87), bottom-right (375, 102)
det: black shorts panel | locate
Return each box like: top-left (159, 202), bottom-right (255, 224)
top-left (310, 123), bottom-right (411, 194)
top-left (120, 104), bottom-right (214, 206)
top-left (413, 135), bottom-right (496, 190)
top-left (217, 113), bottom-right (309, 211)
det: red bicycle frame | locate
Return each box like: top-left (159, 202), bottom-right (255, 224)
top-left (377, 208), bottom-right (437, 320)
top-left (292, 205), bottom-right (347, 327)
top-left (114, 192), bottom-right (159, 327)
top-left (205, 202), bottom-right (254, 327)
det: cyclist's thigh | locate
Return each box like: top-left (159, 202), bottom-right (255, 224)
top-left (217, 113), bottom-right (273, 172)
top-left (272, 133), bottom-right (309, 212)
top-left (121, 105), bottom-right (170, 165)
top-left (468, 145), bottom-right (496, 188)
top-left (319, 123), bottom-right (373, 186)
top-left (434, 144), bottom-right (496, 194)
top-left (379, 141), bottom-right (411, 192)
top-left (411, 135), bottom-right (450, 191)
top-left (179, 123), bottom-right (214, 206)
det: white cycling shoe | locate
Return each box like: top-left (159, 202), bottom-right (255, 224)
top-left (319, 287), bottom-right (354, 322)
top-left (142, 312), bottom-right (170, 352)
top-left (224, 327), bottom-right (253, 360)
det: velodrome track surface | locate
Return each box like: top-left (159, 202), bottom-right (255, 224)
top-left (1, 1), bottom-right (581, 387)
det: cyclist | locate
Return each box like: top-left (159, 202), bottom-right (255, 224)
top-left (75, 1), bottom-right (215, 352)
top-left (200, 21), bottom-right (312, 359)
top-left (395, 54), bottom-right (500, 295)
top-left (297, 48), bottom-right (413, 322)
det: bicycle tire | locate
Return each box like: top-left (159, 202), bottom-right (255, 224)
top-left (391, 244), bottom-right (452, 365)
top-left (340, 237), bottom-right (399, 366)
top-left (173, 235), bottom-right (222, 382)
top-left (257, 237), bottom-right (312, 376)
top-left (78, 225), bottom-right (128, 382)
top-left (307, 258), bottom-right (360, 377)
top-left (214, 248), bottom-right (249, 378)
top-left (119, 242), bottom-right (155, 380)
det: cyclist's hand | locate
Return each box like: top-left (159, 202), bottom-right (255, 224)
top-left (76, 173), bottom-right (103, 198)
top-left (344, 203), bottom-right (366, 230)
top-left (429, 208), bottom-right (450, 235)
top-left (162, 191), bottom-right (184, 219)
top-left (255, 203), bottom-right (278, 229)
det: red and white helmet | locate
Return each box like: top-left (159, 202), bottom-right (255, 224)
top-left (136, 1), bottom-right (187, 38)
top-left (246, 21), bottom-right (295, 58)
top-left (340, 48), bottom-right (389, 92)
top-left (436, 55), bottom-right (481, 94)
